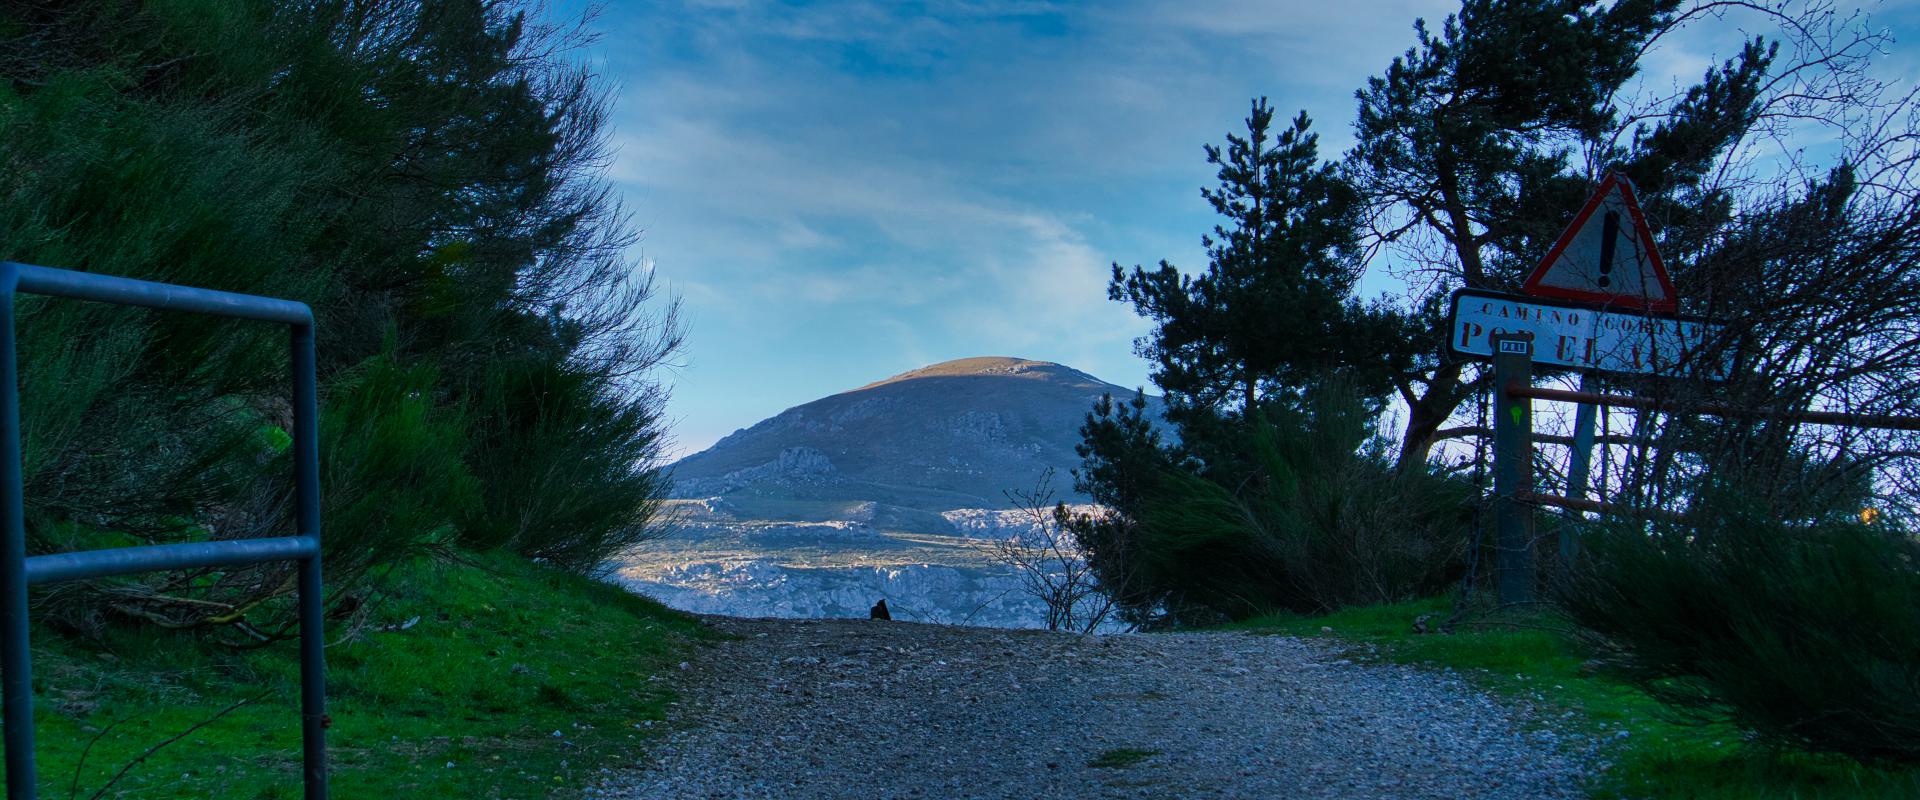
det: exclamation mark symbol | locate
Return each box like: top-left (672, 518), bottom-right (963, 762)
top-left (1597, 209), bottom-right (1619, 289)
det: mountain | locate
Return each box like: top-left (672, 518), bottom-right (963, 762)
top-left (668, 357), bottom-right (1155, 511)
top-left (619, 357), bottom-right (1153, 629)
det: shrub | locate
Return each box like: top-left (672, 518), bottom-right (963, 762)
top-left (1, 0), bottom-right (680, 634)
top-left (1075, 388), bottom-right (1470, 625)
top-left (1558, 503), bottom-right (1920, 765)
top-left (319, 353), bottom-right (482, 580)
top-left (458, 354), bottom-right (672, 574)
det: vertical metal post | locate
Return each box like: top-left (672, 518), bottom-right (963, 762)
top-left (1561, 373), bottom-right (1598, 563)
top-left (1492, 332), bottom-right (1536, 605)
top-left (0, 264), bottom-right (326, 799)
top-left (0, 266), bottom-right (37, 799)
top-left (292, 324), bottom-right (328, 800)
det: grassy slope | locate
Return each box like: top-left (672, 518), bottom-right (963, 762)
top-left (1230, 597), bottom-right (1920, 799)
top-left (12, 552), bottom-right (709, 799)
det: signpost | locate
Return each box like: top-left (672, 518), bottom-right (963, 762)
top-left (1446, 171), bottom-right (1729, 603)
top-left (1449, 171), bottom-right (1920, 605)
top-left (1450, 173), bottom-right (1723, 376)
top-left (1562, 373), bottom-right (1599, 563)
top-left (1490, 332), bottom-right (1535, 607)
top-left (1448, 288), bottom-right (1727, 379)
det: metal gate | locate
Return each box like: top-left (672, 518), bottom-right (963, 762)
top-left (0, 262), bottom-right (328, 799)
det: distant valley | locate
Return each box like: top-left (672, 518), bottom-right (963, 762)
top-left (609, 357), bottom-right (1156, 628)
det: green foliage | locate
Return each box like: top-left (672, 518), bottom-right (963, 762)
top-left (1236, 597), bottom-right (1920, 799)
top-left (1349, 0), bottom-right (1716, 290)
top-left (1344, 0), bottom-right (1798, 467)
top-left (320, 353), bottom-right (481, 580)
top-left (1073, 387), bottom-right (1469, 625)
top-left (1087, 748), bottom-right (1159, 769)
top-left (459, 356), bottom-right (672, 574)
top-left (9, 552), bottom-right (708, 798)
top-left (1081, 96), bottom-right (1440, 627)
top-left (0, 0), bottom-right (680, 631)
top-left (1558, 504), bottom-right (1920, 767)
top-left (1110, 98), bottom-right (1411, 422)
top-left (1073, 391), bottom-right (1173, 515)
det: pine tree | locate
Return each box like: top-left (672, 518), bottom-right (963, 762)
top-left (1345, 0), bottom-right (1784, 467)
top-left (1110, 99), bottom-right (1409, 428)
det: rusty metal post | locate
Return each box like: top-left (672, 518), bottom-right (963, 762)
top-left (1560, 373), bottom-right (1598, 564)
top-left (1491, 332), bottom-right (1536, 605)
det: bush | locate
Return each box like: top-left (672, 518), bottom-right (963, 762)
top-left (319, 353), bottom-right (482, 580)
top-left (458, 355), bottom-right (672, 574)
top-left (1074, 388), bottom-right (1470, 625)
top-left (1, 0), bottom-right (680, 634)
top-left (1558, 504), bottom-right (1920, 765)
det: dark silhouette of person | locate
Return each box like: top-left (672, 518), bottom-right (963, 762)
top-left (869, 599), bottom-right (891, 620)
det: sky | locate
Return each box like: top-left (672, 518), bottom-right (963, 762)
top-left (561, 0), bottom-right (1920, 460)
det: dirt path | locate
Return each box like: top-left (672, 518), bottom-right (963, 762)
top-left (587, 617), bottom-right (1591, 800)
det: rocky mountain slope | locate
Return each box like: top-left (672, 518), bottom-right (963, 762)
top-left (668, 357), bottom-right (1154, 510)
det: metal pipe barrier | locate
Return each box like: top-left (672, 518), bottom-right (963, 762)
top-left (1518, 491), bottom-right (1691, 524)
top-left (1491, 348), bottom-right (1920, 604)
top-left (0, 262), bottom-right (327, 800)
top-left (1508, 385), bottom-right (1920, 432)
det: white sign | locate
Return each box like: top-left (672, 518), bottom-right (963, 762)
top-left (1449, 289), bottom-right (1728, 379)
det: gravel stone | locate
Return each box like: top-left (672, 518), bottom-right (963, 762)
top-left (587, 617), bottom-right (1592, 799)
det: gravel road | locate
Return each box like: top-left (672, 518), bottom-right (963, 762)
top-left (588, 617), bottom-right (1592, 800)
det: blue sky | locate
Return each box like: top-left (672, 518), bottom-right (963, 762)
top-left (564, 0), bottom-right (1918, 460)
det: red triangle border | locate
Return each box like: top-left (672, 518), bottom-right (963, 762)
top-left (1521, 172), bottom-right (1678, 314)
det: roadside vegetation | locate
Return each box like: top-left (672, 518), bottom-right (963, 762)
top-left (1, 0), bottom-right (691, 794)
top-left (0, 0), bottom-right (679, 622)
top-left (1073, 0), bottom-right (1920, 628)
top-left (1052, 0), bottom-right (1920, 794)
top-left (1233, 597), bottom-right (1920, 799)
top-left (29, 553), bottom-right (707, 799)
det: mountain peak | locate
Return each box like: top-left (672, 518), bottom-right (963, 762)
top-left (671, 357), bottom-right (1155, 510)
top-left (854, 357), bottom-right (1099, 392)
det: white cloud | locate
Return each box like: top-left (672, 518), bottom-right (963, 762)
top-left (594, 0), bottom-right (1694, 454)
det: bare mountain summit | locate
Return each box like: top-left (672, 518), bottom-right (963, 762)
top-left (669, 356), bottom-right (1152, 510)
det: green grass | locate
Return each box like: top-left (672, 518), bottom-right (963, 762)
top-left (10, 551), bottom-right (710, 799)
top-left (1087, 748), bottom-right (1160, 769)
top-left (1230, 596), bottom-right (1920, 799)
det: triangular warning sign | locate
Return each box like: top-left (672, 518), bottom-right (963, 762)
top-left (1522, 172), bottom-right (1677, 313)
